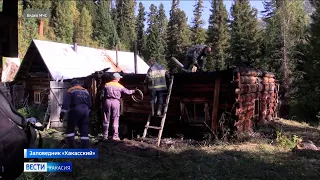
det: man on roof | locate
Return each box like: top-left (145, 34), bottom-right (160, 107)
top-left (103, 73), bottom-right (136, 141)
top-left (60, 79), bottom-right (92, 149)
top-left (183, 44), bottom-right (212, 72)
top-left (144, 59), bottom-right (170, 116)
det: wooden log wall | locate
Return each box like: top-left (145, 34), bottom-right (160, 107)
top-left (234, 67), bottom-right (278, 132)
top-left (88, 67), bottom-right (278, 136)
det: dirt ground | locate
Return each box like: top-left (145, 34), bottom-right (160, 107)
top-left (18, 119), bottom-right (320, 180)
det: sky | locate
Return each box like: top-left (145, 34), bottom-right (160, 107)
top-left (136, 0), bottom-right (265, 29)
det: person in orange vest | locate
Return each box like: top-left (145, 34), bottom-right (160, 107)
top-left (103, 73), bottom-right (136, 140)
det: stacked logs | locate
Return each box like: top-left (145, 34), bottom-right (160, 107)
top-left (234, 67), bottom-right (278, 132)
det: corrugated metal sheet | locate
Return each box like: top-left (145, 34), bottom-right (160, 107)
top-left (33, 39), bottom-right (149, 80)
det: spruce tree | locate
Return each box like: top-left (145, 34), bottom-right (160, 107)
top-left (51, 1), bottom-right (75, 44)
top-left (167, 0), bottom-right (191, 72)
top-left (229, 0), bottom-right (260, 67)
top-left (74, 7), bottom-right (94, 46)
top-left (146, 5), bottom-right (161, 63)
top-left (93, 0), bottom-right (119, 49)
top-left (136, 2), bottom-right (147, 58)
top-left (115, 0), bottom-right (136, 50)
top-left (206, 0), bottom-right (229, 71)
top-left (191, 0), bottom-right (207, 45)
top-left (157, 3), bottom-right (168, 67)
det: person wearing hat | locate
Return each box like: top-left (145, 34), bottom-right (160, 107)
top-left (103, 72), bottom-right (136, 141)
top-left (60, 79), bottom-right (92, 148)
top-left (145, 59), bottom-right (170, 116)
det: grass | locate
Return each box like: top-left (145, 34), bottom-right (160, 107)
top-left (18, 119), bottom-right (320, 180)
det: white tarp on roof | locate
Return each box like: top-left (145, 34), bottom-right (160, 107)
top-left (33, 39), bottom-right (149, 80)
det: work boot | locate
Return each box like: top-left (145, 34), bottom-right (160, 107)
top-left (156, 104), bottom-right (163, 116)
top-left (151, 103), bottom-right (155, 116)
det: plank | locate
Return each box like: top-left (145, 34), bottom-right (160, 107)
top-left (211, 76), bottom-right (221, 135)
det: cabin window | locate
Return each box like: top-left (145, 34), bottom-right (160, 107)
top-left (183, 103), bottom-right (207, 123)
top-left (34, 91), bottom-right (41, 104)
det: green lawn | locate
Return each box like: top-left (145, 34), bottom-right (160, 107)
top-left (18, 119), bottom-right (320, 180)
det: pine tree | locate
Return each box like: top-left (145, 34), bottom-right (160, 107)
top-left (229, 0), bottom-right (260, 67)
top-left (206, 0), bottom-right (229, 71)
top-left (157, 3), bottom-right (168, 66)
top-left (191, 0), bottom-right (207, 45)
top-left (51, 1), bottom-right (75, 44)
top-left (136, 2), bottom-right (147, 58)
top-left (74, 7), bottom-right (94, 46)
top-left (167, 0), bottom-right (191, 72)
top-left (115, 0), bottom-right (137, 50)
top-left (93, 0), bottom-right (119, 49)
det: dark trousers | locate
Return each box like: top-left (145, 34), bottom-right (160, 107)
top-left (103, 99), bottom-right (120, 139)
top-left (150, 90), bottom-right (165, 105)
top-left (65, 104), bottom-right (90, 148)
top-left (183, 57), bottom-right (204, 70)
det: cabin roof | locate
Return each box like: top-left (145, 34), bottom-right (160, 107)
top-left (16, 39), bottom-right (149, 80)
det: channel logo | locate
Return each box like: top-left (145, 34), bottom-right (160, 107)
top-left (24, 162), bottom-right (72, 172)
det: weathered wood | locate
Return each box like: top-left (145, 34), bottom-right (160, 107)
top-left (49, 81), bottom-right (71, 128)
top-left (239, 76), bottom-right (257, 84)
top-left (211, 76), bottom-right (221, 134)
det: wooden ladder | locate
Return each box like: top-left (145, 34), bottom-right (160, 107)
top-left (142, 76), bottom-right (174, 146)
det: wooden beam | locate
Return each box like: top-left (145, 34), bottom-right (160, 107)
top-left (27, 72), bottom-right (50, 77)
top-left (211, 76), bottom-right (221, 135)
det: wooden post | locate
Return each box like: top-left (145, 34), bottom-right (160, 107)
top-left (115, 45), bottom-right (119, 67)
top-left (211, 76), bottom-right (221, 135)
top-left (134, 41), bottom-right (138, 74)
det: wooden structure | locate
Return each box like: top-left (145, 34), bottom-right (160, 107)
top-left (89, 67), bottom-right (278, 138)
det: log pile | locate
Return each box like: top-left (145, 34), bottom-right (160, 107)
top-left (234, 67), bottom-right (278, 132)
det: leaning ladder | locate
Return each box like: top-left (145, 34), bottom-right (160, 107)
top-left (142, 76), bottom-right (174, 146)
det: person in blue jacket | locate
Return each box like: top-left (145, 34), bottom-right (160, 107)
top-left (183, 44), bottom-right (212, 72)
top-left (60, 79), bottom-right (92, 148)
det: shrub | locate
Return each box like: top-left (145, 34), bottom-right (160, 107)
top-left (17, 106), bottom-right (46, 123)
top-left (275, 131), bottom-right (302, 149)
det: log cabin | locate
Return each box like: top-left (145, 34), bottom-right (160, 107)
top-left (12, 39), bottom-right (149, 127)
top-left (89, 67), bottom-right (279, 139)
